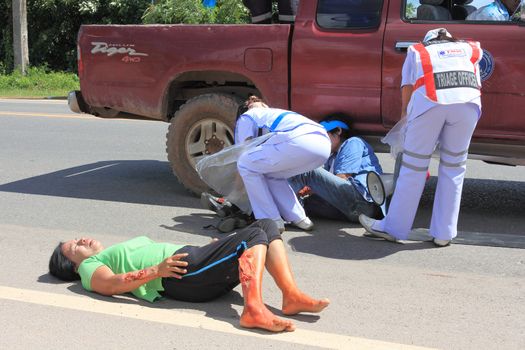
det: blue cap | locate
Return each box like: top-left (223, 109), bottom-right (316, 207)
top-left (320, 120), bottom-right (349, 132)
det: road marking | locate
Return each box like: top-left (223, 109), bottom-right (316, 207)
top-left (65, 163), bottom-right (120, 177)
top-left (0, 285), bottom-right (434, 350)
top-left (0, 98), bottom-right (66, 104)
top-left (0, 111), bottom-right (92, 119)
top-left (0, 111), bottom-right (153, 122)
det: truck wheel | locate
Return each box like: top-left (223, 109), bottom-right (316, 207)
top-left (166, 93), bottom-right (238, 195)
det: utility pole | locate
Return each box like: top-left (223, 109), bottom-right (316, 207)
top-left (12, 0), bottom-right (29, 74)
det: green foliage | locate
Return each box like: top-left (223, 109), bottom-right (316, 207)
top-left (29, 0), bottom-right (152, 72)
top-left (0, 0), bottom-right (13, 71)
top-left (143, 0), bottom-right (214, 24)
top-left (0, 0), bottom-right (249, 74)
top-left (405, 2), bottom-right (417, 19)
top-left (215, 0), bottom-right (250, 24)
top-left (0, 66), bottom-right (79, 97)
top-left (143, 0), bottom-right (249, 24)
top-left (0, 0), bottom-right (152, 73)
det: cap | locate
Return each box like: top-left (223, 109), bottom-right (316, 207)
top-left (320, 120), bottom-right (349, 132)
top-left (423, 28), bottom-right (452, 43)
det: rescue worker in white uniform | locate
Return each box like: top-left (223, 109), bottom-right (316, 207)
top-left (359, 28), bottom-right (483, 247)
top-left (235, 96), bottom-right (331, 232)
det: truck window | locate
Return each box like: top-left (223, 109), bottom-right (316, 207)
top-left (316, 0), bottom-right (383, 29)
top-left (463, 0), bottom-right (522, 22)
top-left (404, 0), bottom-right (454, 21)
top-left (404, 0), bottom-right (522, 22)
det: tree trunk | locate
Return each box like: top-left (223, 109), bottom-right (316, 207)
top-left (12, 0), bottom-right (29, 74)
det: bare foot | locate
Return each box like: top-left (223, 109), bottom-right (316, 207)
top-left (282, 292), bottom-right (330, 315)
top-left (240, 303), bottom-right (295, 332)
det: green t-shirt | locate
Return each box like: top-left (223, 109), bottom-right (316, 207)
top-left (78, 236), bottom-right (184, 303)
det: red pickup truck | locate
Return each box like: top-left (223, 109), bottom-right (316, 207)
top-left (69, 0), bottom-right (525, 194)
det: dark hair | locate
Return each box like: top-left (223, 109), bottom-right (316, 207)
top-left (236, 95), bottom-right (265, 121)
top-left (321, 114), bottom-right (352, 141)
top-left (49, 242), bottom-right (80, 281)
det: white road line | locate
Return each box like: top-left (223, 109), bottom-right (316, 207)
top-left (0, 111), bottom-right (92, 119)
top-left (0, 111), bottom-right (134, 121)
top-left (0, 98), bottom-right (66, 104)
top-left (0, 286), bottom-right (434, 350)
top-left (65, 163), bottom-right (120, 177)
top-left (0, 111), bottom-right (152, 122)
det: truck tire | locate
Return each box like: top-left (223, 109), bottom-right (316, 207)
top-left (166, 93), bottom-right (239, 195)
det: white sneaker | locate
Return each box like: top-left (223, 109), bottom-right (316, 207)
top-left (292, 217), bottom-right (314, 231)
top-left (358, 214), bottom-right (398, 242)
top-left (273, 218), bottom-right (285, 233)
top-left (433, 238), bottom-right (451, 247)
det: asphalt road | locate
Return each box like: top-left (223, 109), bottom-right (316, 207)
top-left (0, 99), bottom-right (524, 350)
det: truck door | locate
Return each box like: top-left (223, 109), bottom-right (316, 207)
top-left (291, 0), bottom-right (388, 133)
top-left (382, 0), bottom-right (525, 142)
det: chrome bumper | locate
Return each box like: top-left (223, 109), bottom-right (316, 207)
top-left (68, 91), bottom-right (82, 113)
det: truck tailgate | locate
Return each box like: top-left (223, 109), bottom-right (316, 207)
top-left (77, 24), bottom-right (291, 119)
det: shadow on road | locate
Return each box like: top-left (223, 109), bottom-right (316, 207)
top-left (287, 177), bottom-right (525, 257)
top-left (40, 272), bottom-right (244, 326)
top-left (38, 272), bottom-right (313, 330)
top-left (4, 161), bottom-right (522, 239)
top-left (415, 177), bottom-right (525, 236)
top-left (160, 213), bottom-right (222, 239)
top-left (287, 224), bottom-right (435, 261)
top-left (0, 160), bottom-right (196, 207)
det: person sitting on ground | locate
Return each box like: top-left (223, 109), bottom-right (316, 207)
top-left (466, 0), bottom-right (521, 21)
top-left (288, 118), bottom-right (384, 222)
top-left (49, 219), bottom-right (329, 333)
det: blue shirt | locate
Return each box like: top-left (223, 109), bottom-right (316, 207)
top-left (466, 0), bottom-right (510, 21)
top-left (325, 137), bottom-right (383, 201)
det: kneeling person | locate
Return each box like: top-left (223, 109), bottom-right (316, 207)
top-left (49, 219), bottom-right (329, 332)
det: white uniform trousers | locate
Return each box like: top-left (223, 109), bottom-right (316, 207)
top-left (372, 103), bottom-right (479, 240)
top-left (237, 132), bottom-right (330, 222)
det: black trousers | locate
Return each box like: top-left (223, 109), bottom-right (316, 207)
top-left (161, 219), bottom-right (281, 302)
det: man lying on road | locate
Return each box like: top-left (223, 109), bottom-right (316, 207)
top-left (49, 219), bottom-right (329, 332)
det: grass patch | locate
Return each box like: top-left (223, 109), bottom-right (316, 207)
top-left (0, 67), bottom-right (79, 98)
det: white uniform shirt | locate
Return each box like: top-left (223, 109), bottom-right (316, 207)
top-left (401, 41), bottom-right (482, 120)
top-left (235, 107), bottom-right (324, 144)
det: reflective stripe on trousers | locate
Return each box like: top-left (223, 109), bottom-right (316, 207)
top-left (372, 103), bottom-right (479, 240)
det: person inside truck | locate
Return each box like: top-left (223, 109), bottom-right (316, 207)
top-left (359, 28), bottom-right (483, 247)
top-left (288, 118), bottom-right (384, 223)
top-left (466, 0), bottom-right (521, 20)
top-left (235, 96), bottom-right (331, 232)
top-left (48, 219), bottom-right (330, 333)
top-left (242, 0), bottom-right (298, 24)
